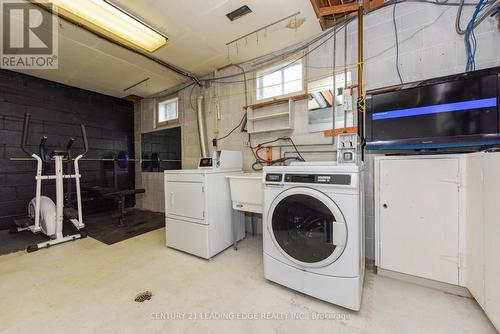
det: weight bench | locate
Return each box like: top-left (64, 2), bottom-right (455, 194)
top-left (85, 186), bottom-right (145, 227)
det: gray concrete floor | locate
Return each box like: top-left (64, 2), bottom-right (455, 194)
top-left (0, 229), bottom-right (495, 333)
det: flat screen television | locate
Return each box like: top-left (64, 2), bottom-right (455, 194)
top-left (365, 67), bottom-right (499, 150)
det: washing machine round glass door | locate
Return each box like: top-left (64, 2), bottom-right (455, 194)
top-left (268, 187), bottom-right (347, 268)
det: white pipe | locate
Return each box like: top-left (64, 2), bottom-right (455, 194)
top-left (196, 95), bottom-right (208, 157)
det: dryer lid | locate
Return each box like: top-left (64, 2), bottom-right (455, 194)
top-left (268, 187), bottom-right (347, 268)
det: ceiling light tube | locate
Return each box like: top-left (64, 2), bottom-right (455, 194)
top-left (45, 0), bottom-right (167, 52)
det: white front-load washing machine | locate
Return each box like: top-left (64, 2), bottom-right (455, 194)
top-left (263, 163), bottom-right (364, 310)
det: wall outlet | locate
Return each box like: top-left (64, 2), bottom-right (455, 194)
top-left (343, 89), bottom-right (353, 112)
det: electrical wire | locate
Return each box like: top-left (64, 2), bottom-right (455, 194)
top-left (216, 112), bottom-right (247, 141)
top-left (456, 0), bottom-right (499, 34)
top-left (393, 0), bottom-right (404, 84)
top-left (251, 136), bottom-right (305, 165)
top-left (251, 156), bottom-right (302, 171)
top-left (144, 0), bottom-right (487, 103)
top-left (188, 83), bottom-right (197, 111)
top-left (147, 0), bottom-right (480, 102)
top-left (192, 0), bottom-right (484, 86)
top-left (463, 0), bottom-right (496, 71)
top-left (204, 20), bottom-right (353, 85)
top-left (145, 0), bottom-right (495, 155)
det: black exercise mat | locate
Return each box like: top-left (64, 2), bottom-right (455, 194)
top-left (0, 209), bottom-right (164, 255)
top-left (0, 229), bottom-right (49, 255)
top-left (83, 209), bottom-right (164, 245)
top-left (0, 222), bottom-right (80, 256)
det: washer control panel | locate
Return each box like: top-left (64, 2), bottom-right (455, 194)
top-left (266, 173), bottom-right (351, 185)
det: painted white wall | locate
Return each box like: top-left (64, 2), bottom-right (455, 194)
top-left (136, 2), bottom-right (500, 258)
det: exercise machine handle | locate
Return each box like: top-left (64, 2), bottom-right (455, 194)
top-left (80, 124), bottom-right (89, 157)
top-left (21, 113), bottom-right (31, 156)
top-left (39, 136), bottom-right (48, 162)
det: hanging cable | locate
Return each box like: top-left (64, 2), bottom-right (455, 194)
top-left (456, 0), bottom-right (499, 34)
top-left (204, 19), bottom-right (353, 84)
top-left (251, 136), bottom-right (305, 169)
top-left (393, 0), bottom-right (404, 84)
top-left (216, 112), bottom-right (247, 142)
top-left (464, 0), bottom-right (496, 71)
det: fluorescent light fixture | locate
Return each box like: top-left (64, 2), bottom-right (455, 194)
top-left (46, 0), bottom-right (167, 52)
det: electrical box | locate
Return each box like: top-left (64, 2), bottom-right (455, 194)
top-left (336, 133), bottom-right (359, 164)
top-left (343, 89), bottom-right (353, 112)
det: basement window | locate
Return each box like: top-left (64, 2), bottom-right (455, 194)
top-left (157, 97), bottom-right (179, 126)
top-left (255, 58), bottom-right (304, 101)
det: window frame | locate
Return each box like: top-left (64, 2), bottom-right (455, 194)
top-left (156, 96), bottom-right (179, 128)
top-left (253, 55), bottom-right (306, 103)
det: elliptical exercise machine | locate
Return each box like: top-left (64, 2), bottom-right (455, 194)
top-left (13, 113), bottom-right (89, 252)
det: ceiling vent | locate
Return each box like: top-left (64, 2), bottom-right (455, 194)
top-left (226, 5), bottom-right (252, 21)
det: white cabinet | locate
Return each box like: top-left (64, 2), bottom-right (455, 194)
top-left (375, 153), bottom-right (500, 331)
top-left (375, 155), bottom-right (466, 286)
top-left (464, 154), bottom-right (485, 305)
top-left (464, 152), bottom-right (500, 331)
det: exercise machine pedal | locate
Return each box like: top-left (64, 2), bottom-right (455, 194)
top-left (14, 217), bottom-right (33, 228)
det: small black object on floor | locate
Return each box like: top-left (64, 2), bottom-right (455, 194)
top-left (0, 209), bottom-right (164, 256)
top-left (83, 209), bottom-right (164, 245)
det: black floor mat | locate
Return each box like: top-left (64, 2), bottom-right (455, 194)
top-left (83, 209), bottom-right (164, 245)
top-left (0, 229), bottom-right (51, 255)
top-left (0, 209), bottom-right (164, 255)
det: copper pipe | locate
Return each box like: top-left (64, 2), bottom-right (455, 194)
top-left (357, 6), bottom-right (364, 94)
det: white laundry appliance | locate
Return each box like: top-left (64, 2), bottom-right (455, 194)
top-left (263, 163), bottom-right (365, 310)
top-left (164, 150), bottom-right (245, 259)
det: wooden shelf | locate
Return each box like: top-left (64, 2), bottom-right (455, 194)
top-left (248, 126), bottom-right (292, 134)
top-left (248, 112), bottom-right (290, 122)
top-left (323, 126), bottom-right (358, 137)
top-left (243, 93), bottom-right (308, 110)
top-left (246, 95), bottom-right (304, 135)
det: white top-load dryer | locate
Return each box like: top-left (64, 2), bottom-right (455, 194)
top-left (164, 150), bottom-right (245, 259)
top-left (263, 163), bottom-right (364, 310)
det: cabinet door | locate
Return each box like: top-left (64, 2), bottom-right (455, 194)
top-left (465, 155), bottom-right (485, 307)
top-left (378, 158), bottom-right (460, 285)
top-left (166, 181), bottom-right (205, 221)
top-left (483, 153), bottom-right (500, 330)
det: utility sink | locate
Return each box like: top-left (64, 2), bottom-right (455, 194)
top-left (227, 173), bottom-right (263, 214)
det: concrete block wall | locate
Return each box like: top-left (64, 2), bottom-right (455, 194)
top-left (138, 172), bottom-right (165, 212)
top-left (137, 2), bottom-right (499, 258)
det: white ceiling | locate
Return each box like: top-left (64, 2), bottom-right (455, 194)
top-left (16, 0), bottom-right (321, 98)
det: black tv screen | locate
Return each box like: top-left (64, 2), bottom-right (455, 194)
top-left (365, 67), bottom-right (499, 150)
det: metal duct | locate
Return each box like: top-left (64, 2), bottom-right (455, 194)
top-left (196, 96), bottom-right (208, 157)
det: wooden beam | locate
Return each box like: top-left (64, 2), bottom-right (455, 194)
top-left (318, 2), bottom-right (359, 17)
top-left (309, 0), bottom-right (327, 29)
top-left (322, 11), bottom-right (357, 29)
top-left (364, 0), bottom-right (385, 10)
